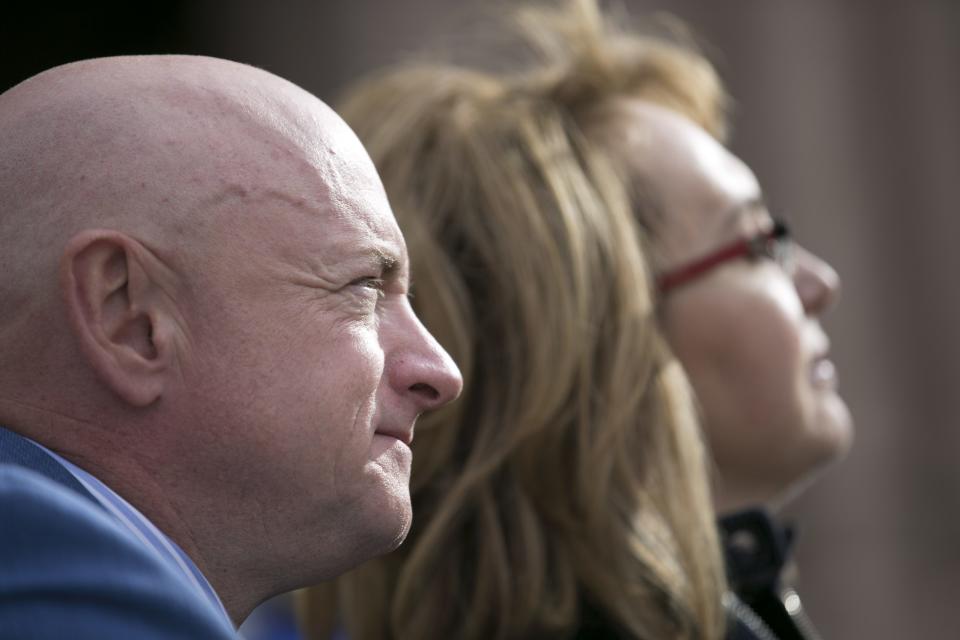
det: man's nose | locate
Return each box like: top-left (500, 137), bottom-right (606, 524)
top-left (388, 306), bottom-right (463, 412)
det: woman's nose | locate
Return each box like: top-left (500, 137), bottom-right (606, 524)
top-left (793, 246), bottom-right (841, 316)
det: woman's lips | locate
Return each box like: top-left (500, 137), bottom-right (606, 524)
top-left (810, 357), bottom-right (838, 390)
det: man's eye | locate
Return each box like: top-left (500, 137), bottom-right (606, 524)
top-left (353, 277), bottom-right (386, 299)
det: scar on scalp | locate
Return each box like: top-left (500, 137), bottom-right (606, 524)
top-left (201, 182), bottom-right (251, 209)
top-left (264, 188), bottom-right (310, 210)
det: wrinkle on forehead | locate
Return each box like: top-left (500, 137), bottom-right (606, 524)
top-left (182, 173), bottom-right (404, 302)
top-left (0, 55), bottom-right (380, 315)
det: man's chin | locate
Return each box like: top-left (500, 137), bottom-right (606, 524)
top-left (318, 494), bottom-right (411, 580)
top-left (362, 467), bottom-right (413, 552)
top-left (353, 496), bottom-right (412, 565)
top-left (383, 506), bottom-right (413, 552)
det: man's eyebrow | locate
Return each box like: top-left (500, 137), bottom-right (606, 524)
top-left (370, 248), bottom-right (400, 276)
top-left (323, 243), bottom-right (401, 278)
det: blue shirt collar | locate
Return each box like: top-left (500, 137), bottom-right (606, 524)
top-left (28, 438), bottom-right (234, 629)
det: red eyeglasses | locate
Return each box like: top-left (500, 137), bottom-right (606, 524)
top-left (656, 220), bottom-right (792, 294)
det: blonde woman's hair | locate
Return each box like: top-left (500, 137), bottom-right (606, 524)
top-left (301, 1), bottom-right (729, 638)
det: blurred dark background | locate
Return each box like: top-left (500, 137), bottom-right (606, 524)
top-left (4, 2), bottom-right (957, 638)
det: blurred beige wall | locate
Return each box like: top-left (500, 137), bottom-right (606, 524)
top-left (193, 1), bottom-right (960, 637)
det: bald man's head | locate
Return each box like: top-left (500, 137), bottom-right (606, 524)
top-left (0, 56), bottom-right (371, 317)
top-left (0, 55), bottom-right (462, 619)
top-left (0, 54), bottom-right (385, 395)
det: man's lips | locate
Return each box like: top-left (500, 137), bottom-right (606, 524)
top-left (375, 426), bottom-right (414, 445)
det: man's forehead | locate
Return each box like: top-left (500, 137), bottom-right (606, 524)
top-left (319, 208), bottom-right (407, 268)
top-left (300, 186), bottom-right (407, 271)
top-left (209, 90), bottom-right (407, 274)
top-left (313, 141), bottom-right (407, 266)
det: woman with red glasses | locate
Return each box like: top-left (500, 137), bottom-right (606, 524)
top-left (614, 102), bottom-right (850, 517)
top-left (300, 1), bottom-right (851, 638)
top-left (613, 99), bottom-right (851, 639)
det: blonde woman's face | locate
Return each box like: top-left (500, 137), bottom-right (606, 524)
top-left (608, 100), bottom-right (852, 512)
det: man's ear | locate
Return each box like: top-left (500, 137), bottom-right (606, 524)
top-left (60, 229), bottom-right (179, 407)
